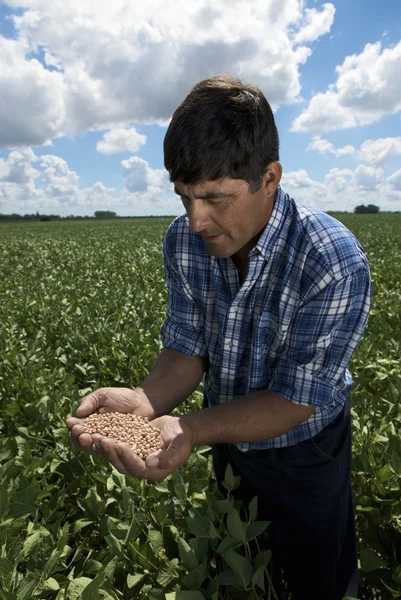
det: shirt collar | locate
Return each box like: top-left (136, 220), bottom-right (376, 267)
top-left (250, 185), bottom-right (289, 260)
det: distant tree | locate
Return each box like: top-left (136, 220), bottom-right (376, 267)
top-left (354, 204), bottom-right (380, 214)
top-left (94, 210), bottom-right (117, 218)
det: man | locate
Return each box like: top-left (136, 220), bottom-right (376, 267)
top-left (67, 75), bottom-right (372, 599)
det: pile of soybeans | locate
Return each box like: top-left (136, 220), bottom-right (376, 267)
top-left (82, 412), bottom-right (162, 459)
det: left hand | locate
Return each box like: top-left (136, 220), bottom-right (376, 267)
top-left (90, 415), bottom-right (195, 482)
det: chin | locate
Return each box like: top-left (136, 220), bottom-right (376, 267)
top-left (207, 248), bottom-right (232, 258)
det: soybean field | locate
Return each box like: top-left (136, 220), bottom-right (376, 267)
top-left (0, 214), bottom-right (400, 600)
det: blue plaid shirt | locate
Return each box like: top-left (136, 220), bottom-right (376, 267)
top-left (161, 186), bottom-right (372, 450)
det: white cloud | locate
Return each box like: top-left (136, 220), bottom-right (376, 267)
top-left (120, 155), bottom-right (181, 215)
top-left (388, 168), bottom-right (401, 191)
top-left (293, 3), bottom-right (335, 44)
top-left (282, 166), bottom-right (401, 211)
top-left (354, 165), bottom-right (384, 191)
top-left (121, 157), bottom-right (150, 193)
top-left (97, 127), bottom-right (147, 155)
top-left (307, 138), bottom-right (355, 157)
top-left (358, 137), bottom-right (401, 165)
top-left (0, 149), bottom-right (120, 214)
top-left (0, 148), bottom-right (40, 183)
top-left (1, 0), bottom-right (335, 148)
top-left (0, 36), bottom-right (66, 147)
top-left (0, 148), bottom-right (180, 216)
top-left (292, 40), bottom-right (401, 134)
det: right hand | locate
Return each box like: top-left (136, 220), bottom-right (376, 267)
top-left (66, 386), bottom-right (155, 457)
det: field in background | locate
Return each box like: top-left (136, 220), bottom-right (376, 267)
top-left (0, 214), bottom-right (400, 599)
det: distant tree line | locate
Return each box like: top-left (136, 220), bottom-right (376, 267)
top-left (1, 204), bottom-right (397, 222)
top-left (354, 204), bottom-right (380, 214)
top-left (0, 211), bottom-right (177, 221)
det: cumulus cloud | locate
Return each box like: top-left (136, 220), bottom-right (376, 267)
top-left (0, 147), bottom-right (179, 216)
top-left (293, 3), bottom-right (335, 44)
top-left (307, 138), bottom-right (355, 157)
top-left (358, 137), bottom-right (401, 165)
top-left (120, 155), bottom-right (181, 214)
top-left (354, 165), bottom-right (384, 191)
top-left (1, 0), bottom-right (335, 148)
top-left (0, 36), bottom-right (65, 147)
top-left (0, 149), bottom-right (120, 214)
top-left (292, 40), bottom-right (401, 134)
top-left (282, 166), bottom-right (400, 211)
top-left (97, 127), bottom-right (147, 155)
top-left (388, 168), bottom-right (401, 191)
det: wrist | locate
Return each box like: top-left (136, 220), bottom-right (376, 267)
top-left (180, 412), bottom-right (202, 447)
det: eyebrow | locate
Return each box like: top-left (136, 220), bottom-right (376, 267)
top-left (173, 186), bottom-right (233, 200)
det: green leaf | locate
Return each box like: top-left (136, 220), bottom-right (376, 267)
top-left (103, 556), bottom-right (118, 581)
top-left (216, 535), bottom-right (240, 554)
top-left (226, 509), bottom-right (247, 543)
top-left (14, 485), bottom-right (41, 506)
top-left (186, 515), bottom-right (217, 539)
top-left (23, 526), bottom-right (50, 557)
top-left (360, 548), bottom-right (388, 572)
top-left (177, 537), bottom-right (199, 570)
top-left (67, 577), bottom-right (93, 600)
top-left (43, 578), bottom-right (60, 591)
top-left (254, 550), bottom-right (272, 571)
top-left (392, 564), bottom-right (401, 584)
top-left (211, 499), bottom-right (233, 516)
top-left (0, 486), bottom-right (8, 520)
top-left (252, 566), bottom-right (265, 592)
top-left (391, 450), bottom-right (401, 475)
top-left (189, 538), bottom-right (209, 564)
top-left (0, 592), bottom-right (17, 600)
top-left (224, 550), bottom-right (254, 589)
top-left (127, 573), bottom-right (145, 589)
top-left (81, 571), bottom-right (106, 600)
top-left (8, 502), bottom-right (36, 519)
top-left (165, 593), bottom-right (206, 600)
top-left (148, 529), bottom-right (164, 557)
top-left (16, 578), bottom-right (38, 600)
top-left (156, 559), bottom-right (180, 587)
top-left (218, 569), bottom-right (237, 586)
top-left (222, 464), bottom-right (240, 491)
top-left (182, 559), bottom-right (208, 589)
top-left (248, 496), bottom-right (258, 521)
top-left (246, 521), bottom-right (270, 541)
top-left (124, 513), bottom-right (139, 544)
top-left (72, 520), bottom-right (94, 535)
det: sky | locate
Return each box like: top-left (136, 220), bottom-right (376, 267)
top-left (0, 0), bottom-right (401, 217)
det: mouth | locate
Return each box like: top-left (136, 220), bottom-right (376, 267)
top-left (204, 233), bottom-right (223, 242)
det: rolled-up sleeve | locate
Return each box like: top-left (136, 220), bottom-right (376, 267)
top-left (161, 237), bottom-right (208, 358)
top-left (267, 267), bottom-right (372, 407)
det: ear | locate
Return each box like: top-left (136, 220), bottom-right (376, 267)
top-left (263, 162), bottom-right (282, 196)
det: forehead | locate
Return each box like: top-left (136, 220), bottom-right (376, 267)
top-left (174, 177), bottom-right (246, 198)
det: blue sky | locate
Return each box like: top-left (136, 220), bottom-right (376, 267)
top-left (0, 0), bottom-right (400, 216)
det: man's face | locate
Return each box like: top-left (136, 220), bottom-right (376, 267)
top-left (174, 175), bottom-right (276, 260)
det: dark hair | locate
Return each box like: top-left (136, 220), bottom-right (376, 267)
top-left (164, 74), bottom-right (279, 194)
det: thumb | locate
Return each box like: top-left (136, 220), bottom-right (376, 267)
top-left (75, 391), bottom-right (101, 417)
top-left (148, 435), bottom-right (187, 471)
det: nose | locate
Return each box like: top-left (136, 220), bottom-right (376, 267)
top-left (186, 199), bottom-right (210, 233)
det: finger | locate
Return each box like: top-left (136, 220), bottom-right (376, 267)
top-left (66, 417), bottom-right (84, 431)
top-left (75, 391), bottom-right (102, 418)
top-left (70, 424), bottom-right (96, 453)
top-left (112, 443), bottom-right (150, 478)
top-left (99, 439), bottom-right (131, 475)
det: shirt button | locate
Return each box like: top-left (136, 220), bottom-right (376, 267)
top-left (231, 306), bottom-right (239, 313)
top-left (225, 340), bottom-right (233, 349)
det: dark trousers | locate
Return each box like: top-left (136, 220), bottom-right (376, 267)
top-left (211, 399), bottom-right (359, 600)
